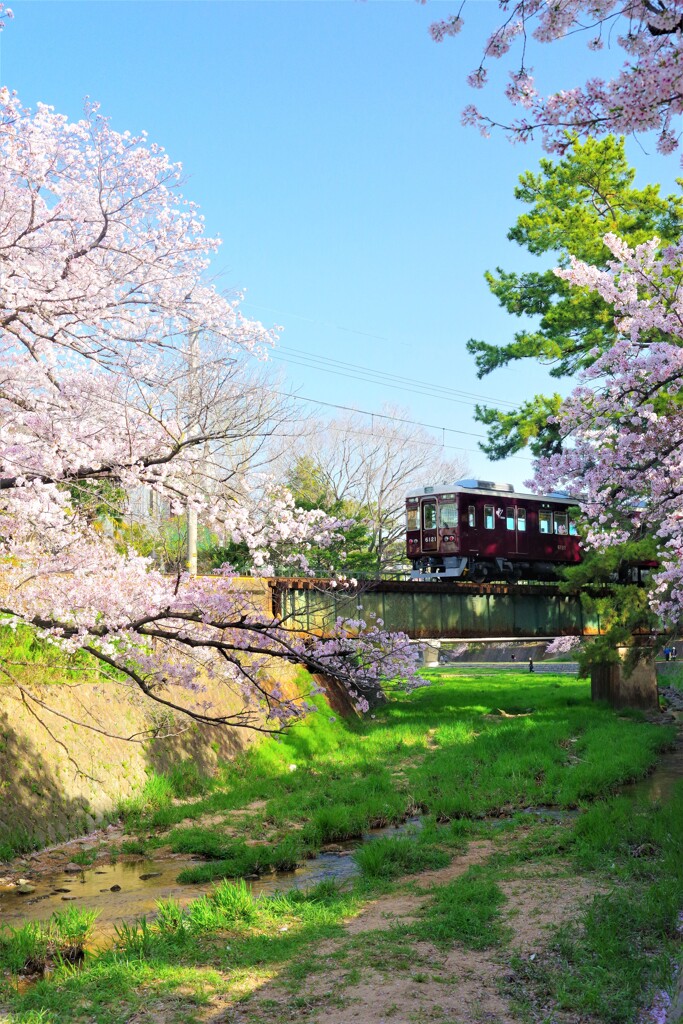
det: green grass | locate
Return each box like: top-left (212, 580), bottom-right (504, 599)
top-left (71, 849), bottom-right (98, 867)
top-left (1, 667), bottom-right (681, 1024)
top-left (0, 827), bottom-right (41, 863)
top-left (353, 834), bottom-right (449, 879)
top-left (415, 865), bottom-right (510, 949)
top-left (0, 908), bottom-right (99, 974)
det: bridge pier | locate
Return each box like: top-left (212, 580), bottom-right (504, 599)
top-left (421, 641), bottom-right (441, 667)
top-left (590, 646), bottom-right (659, 711)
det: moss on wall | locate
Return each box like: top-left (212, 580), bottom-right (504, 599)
top-left (0, 588), bottom-right (305, 857)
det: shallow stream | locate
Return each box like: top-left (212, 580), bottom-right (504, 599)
top-left (0, 821), bottom-right (416, 941)
top-left (2, 725), bottom-right (682, 945)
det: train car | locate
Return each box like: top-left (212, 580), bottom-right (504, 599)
top-left (406, 479), bottom-right (581, 582)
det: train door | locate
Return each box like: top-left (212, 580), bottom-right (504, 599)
top-left (516, 506), bottom-right (528, 554)
top-left (421, 499), bottom-right (438, 552)
top-left (505, 505), bottom-right (528, 555)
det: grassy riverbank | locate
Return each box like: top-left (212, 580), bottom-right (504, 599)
top-left (1, 668), bottom-right (682, 1024)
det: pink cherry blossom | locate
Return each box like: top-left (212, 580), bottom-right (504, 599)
top-left (427, 0), bottom-right (683, 166)
top-left (0, 95), bottom-right (421, 730)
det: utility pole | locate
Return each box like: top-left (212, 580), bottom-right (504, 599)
top-left (187, 329), bottom-right (199, 576)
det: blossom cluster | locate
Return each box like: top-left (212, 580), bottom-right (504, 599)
top-left (530, 234), bottom-right (683, 626)
top-left (545, 636), bottom-right (581, 657)
top-left (427, 0), bottom-right (683, 165)
top-left (0, 96), bottom-right (422, 729)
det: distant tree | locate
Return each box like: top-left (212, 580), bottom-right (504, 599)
top-left (285, 456), bottom-right (377, 578)
top-left (467, 136), bottom-right (683, 459)
top-left (284, 409), bottom-right (469, 576)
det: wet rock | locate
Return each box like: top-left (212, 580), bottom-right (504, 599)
top-left (110, 884), bottom-right (121, 892)
top-left (16, 883), bottom-right (35, 895)
top-left (138, 872), bottom-right (162, 881)
top-left (53, 888), bottom-right (71, 894)
top-left (61, 896), bottom-right (78, 901)
top-left (244, 873), bottom-right (260, 881)
top-left (321, 844), bottom-right (344, 853)
top-left (63, 863), bottom-right (83, 873)
top-left (0, 883), bottom-right (17, 893)
top-left (94, 870), bottom-right (108, 875)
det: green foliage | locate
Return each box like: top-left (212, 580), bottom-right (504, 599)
top-left (467, 135), bottom-right (683, 458)
top-left (286, 455), bottom-right (379, 577)
top-left (0, 908), bottom-right (99, 974)
top-left (164, 761), bottom-right (214, 799)
top-left (353, 835), bottom-right (449, 879)
top-left (0, 622), bottom-right (100, 683)
top-left (416, 867), bottom-right (509, 949)
top-left (506, 788), bottom-right (683, 1023)
top-left (1, 669), bottom-right (681, 1024)
top-left (555, 534), bottom-right (660, 672)
top-left (71, 849), bottom-right (98, 867)
top-left (66, 479), bottom-right (126, 527)
top-left (0, 826), bottom-right (41, 862)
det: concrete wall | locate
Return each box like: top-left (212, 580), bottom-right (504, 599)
top-left (0, 578), bottom-right (302, 853)
top-left (0, 659), bottom-right (310, 852)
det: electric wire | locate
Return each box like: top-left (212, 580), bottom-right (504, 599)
top-left (273, 389), bottom-right (534, 463)
top-left (276, 345), bottom-right (518, 409)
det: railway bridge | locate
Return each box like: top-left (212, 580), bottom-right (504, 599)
top-left (269, 579), bottom-right (604, 641)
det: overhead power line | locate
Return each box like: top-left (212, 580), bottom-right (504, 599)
top-left (271, 345), bottom-right (518, 410)
top-left (273, 389), bottom-right (533, 464)
top-left (279, 346), bottom-right (518, 408)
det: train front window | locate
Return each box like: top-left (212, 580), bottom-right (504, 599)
top-left (423, 502), bottom-right (437, 530)
top-left (407, 507), bottom-right (418, 531)
top-left (484, 505), bottom-right (495, 529)
top-left (554, 512), bottom-right (568, 535)
top-left (539, 511), bottom-right (552, 535)
top-left (517, 509), bottom-right (526, 531)
top-left (506, 508), bottom-right (515, 530)
top-left (440, 502), bottom-right (458, 528)
top-left (468, 505), bottom-right (476, 528)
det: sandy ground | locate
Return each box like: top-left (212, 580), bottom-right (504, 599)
top-left (205, 840), bottom-right (604, 1024)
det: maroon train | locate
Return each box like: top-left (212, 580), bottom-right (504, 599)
top-left (406, 479), bottom-right (581, 582)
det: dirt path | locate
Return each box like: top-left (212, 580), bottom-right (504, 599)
top-left (212, 840), bottom-right (603, 1024)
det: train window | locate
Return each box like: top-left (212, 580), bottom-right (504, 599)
top-left (407, 507), bottom-right (418, 531)
top-left (554, 512), bottom-right (568, 535)
top-left (440, 502), bottom-right (458, 528)
top-left (517, 509), bottom-right (527, 532)
top-left (569, 519), bottom-right (578, 536)
top-left (539, 511), bottom-right (552, 534)
top-left (468, 505), bottom-right (476, 528)
top-left (506, 507), bottom-right (515, 530)
top-left (484, 505), bottom-right (495, 529)
top-left (423, 502), bottom-right (437, 530)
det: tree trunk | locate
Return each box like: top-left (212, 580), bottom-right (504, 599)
top-left (590, 646), bottom-right (659, 710)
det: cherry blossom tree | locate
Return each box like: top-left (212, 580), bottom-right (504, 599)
top-left (426, 0), bottom-right (683, 162)
top-left (0, 91), bottom-right (419, 733)
top-left (429, 0), bottom-right (683, 633)
top-left (531, 234), bottom-right (683, 630)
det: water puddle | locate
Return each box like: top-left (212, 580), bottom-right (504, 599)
top-left (623, 734), bottom-right (683, 805)
top-left (0, 819), bottom-right (421, 943)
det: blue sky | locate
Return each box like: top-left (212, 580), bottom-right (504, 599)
top-left (5, 1), bottom-right (681, 489)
